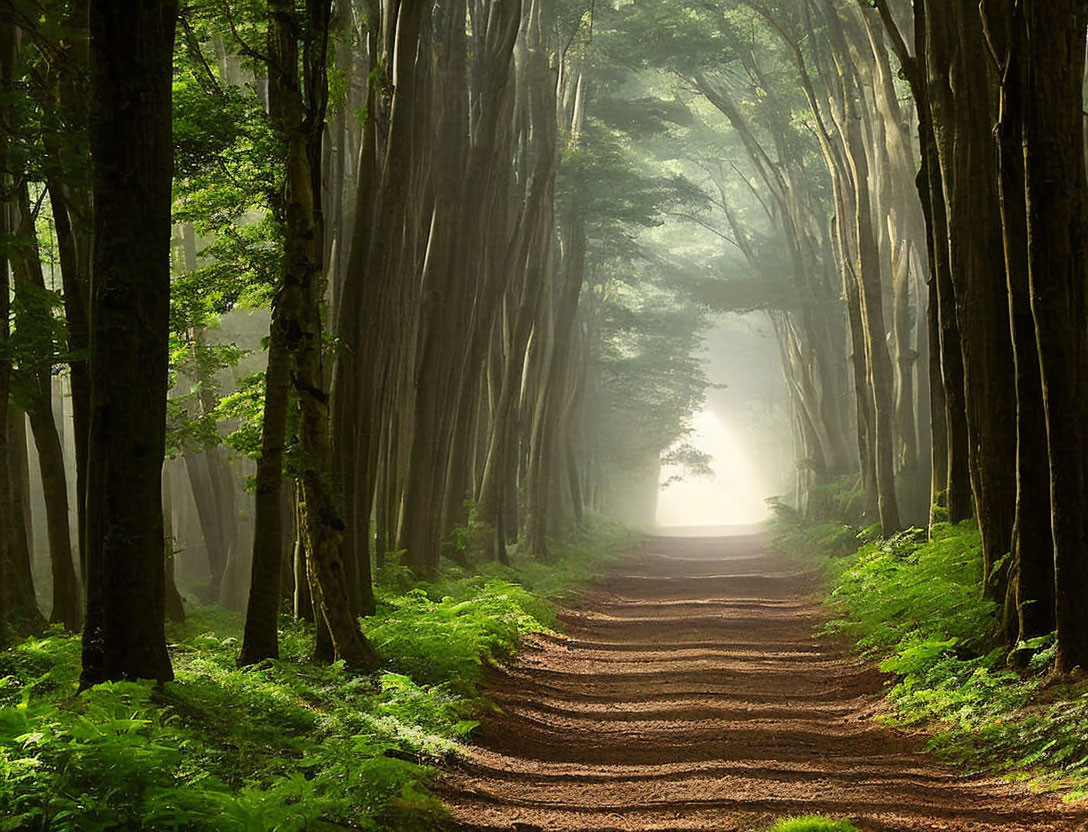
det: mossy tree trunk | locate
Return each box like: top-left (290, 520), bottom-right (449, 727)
top-left (261, 0), bottom-right (379, 672)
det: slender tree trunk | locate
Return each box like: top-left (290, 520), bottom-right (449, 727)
top-left (820, 1), bottom-right (901, 535)
top-left (293, 491), bottom-right (313, 621)
top-left (0, 46), bottom-right (10, 640)
top-left (80, 0), bottom-right (177, 687)
top-left (26, 400), bottom-right (81, 628)
top-left (268, 0), bottom-right (378, 672)
top-left (41, 0), bottom-right (92, 581)
top-left (238, 329), bottom-right (292, 662)
top-left (47, 180), bottom-right (92, 579)
top-left (980, 2), bottom-right (1055, 645)
top-left (926, 0), bottom-right (1016, 597)
top-left (9, 184), bottom-right (81, 629)
top-left (873, 0), bottom-right (974, 526)
top-left (162, 465), bottom-right (185, 623)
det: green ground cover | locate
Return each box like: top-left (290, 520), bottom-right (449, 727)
top-left (765, 816), bottom-right (861, 832)
top-left (771, 502), bottom-right (1088, 801)
top-left (0, 518), bottom-right (635, 831)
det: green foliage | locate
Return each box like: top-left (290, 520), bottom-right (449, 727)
top-left (0, 616), bottom-right (451, 832)
top-left (824, 523), bottom-right (993, 658)
top-left (472, 514), bottom-right (635, 601)
top-left (766, 498), bottom-right (857, 561)
top-left (367, 514), bottom-right (635, 689)
top-left (214, 371), bottom-right (268, 459)
top-left (166, 0), bottom-right (285, 469)
top-left (0, 525), bottom-right (632, 830)
top-left (775, 502), bottom-right (1088, 798)
top-left (365, 586), bottom-right (542, 688)
top-left (765, 816), bottom-right (861, 832)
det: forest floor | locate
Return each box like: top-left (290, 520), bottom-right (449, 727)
top-left (438, 533), bottom-right (1088, 832)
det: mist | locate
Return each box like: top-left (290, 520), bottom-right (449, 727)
top-left (656, 315), bottom-right (791, 530)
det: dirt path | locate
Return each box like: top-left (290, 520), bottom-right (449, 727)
top-left (439, 534), bottom-right (1088, 832)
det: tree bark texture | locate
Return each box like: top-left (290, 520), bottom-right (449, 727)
top-left (81, 0), bottom-right (177, 686)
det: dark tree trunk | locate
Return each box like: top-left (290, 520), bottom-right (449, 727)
top-left (41, 0), bottom-right (92, 582)
top-left (4, 408), bottom-right (45, 633)
top-left (0, 47), bottom-right (8, 639)
top-left (264, 0), bottom-right (379, 672)
top-left (80, 0), bottom-right (177, 687)
top-left (926, 0), bottom-right (1016, 598)
top-left (10, 184), bottom-right (82, 629)
top-left (1017, 0), bottom-right (1088, 673)
top-left (238, 331), bottom-right (291, 663)
top-left (874, 0), bottom-right (974, 527)
top-left (27, 399), bottom-right (81, 629)
top-left (979, 2), bottom-right (1055, 645)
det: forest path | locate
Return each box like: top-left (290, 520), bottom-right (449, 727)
top-left (438, 534), bottom-right (1088, 832)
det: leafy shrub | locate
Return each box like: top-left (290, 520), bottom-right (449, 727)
top-left (825, 522), bottom-right (993, 658)
top-left (365, 584), bottom-right (545, 688)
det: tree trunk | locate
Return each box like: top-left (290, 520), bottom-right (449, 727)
top-left (238, 326), bottom-right (292, 663)
top-left (80, 0), bottom-right (177, 687)
top-left (839, 94), bottom-right (901, 534)
top-left (926, 0), bottom-right (1016, 597)
top-left (41, 0), bottom-right (92, 582)
top-left (183, 449), bottom-right (228, 598)
top-left (3, 407), bottom-right (45, 633)
top-left (9, 183), bottom-right (82, 629)
top-left (161, 465), bottom-right (185, 623)
top-left (268, 0), bottom-right (379, 672)
top-left (1017, 0), bottom-right (1088, 672)
top-left (26, 399), bottom-right (81, 629)
top-left (978, 1), bottom-right (1055, 646)
top-left (0, 41), bottom-right (9, 640)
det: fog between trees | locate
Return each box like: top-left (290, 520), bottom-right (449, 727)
top-left (1, 0), bottom-right (1087, 682)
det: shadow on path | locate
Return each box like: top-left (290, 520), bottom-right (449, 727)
top-left (439, 534), bottom-right (1088, 832)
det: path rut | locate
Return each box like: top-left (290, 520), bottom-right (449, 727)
top-left (439, 534), bottom-right (1088, 831)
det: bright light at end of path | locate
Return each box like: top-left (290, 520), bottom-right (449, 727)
top-left (656, 408), bottom-right (773, 528)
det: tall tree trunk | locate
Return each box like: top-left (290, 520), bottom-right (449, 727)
top-left (0, 38), bottom-right (7, 639)
top-left (0, 38), bottom-right (10, 640)
top-left (268, 0), bottom-right (378, 671)
top-left (823, 76), bottom-right (901, 531)
top-left (1018, 0), bottom-right (1088, 673)
top-left (26, 399), bottom-right (81, 628)
top-left (41, 0), bottom-right (92, 582)
top-left (980, 2), bottom-right (1055, 646)
top-left (10, 184), bottom-right (81, 629)
top-left (80, 0), bottom-right (177, 687)
top-left (872, 0), bottom-right (974, 526)
top-left (926, 0), bottom-right (1016, 597)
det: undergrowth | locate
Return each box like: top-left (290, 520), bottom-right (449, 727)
top-left (765, 816), bottom-right (861, 832)
top-left (770, 504), bottom-right (1088, 801)
top-left (0, 516), bottom-right (633, 831)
